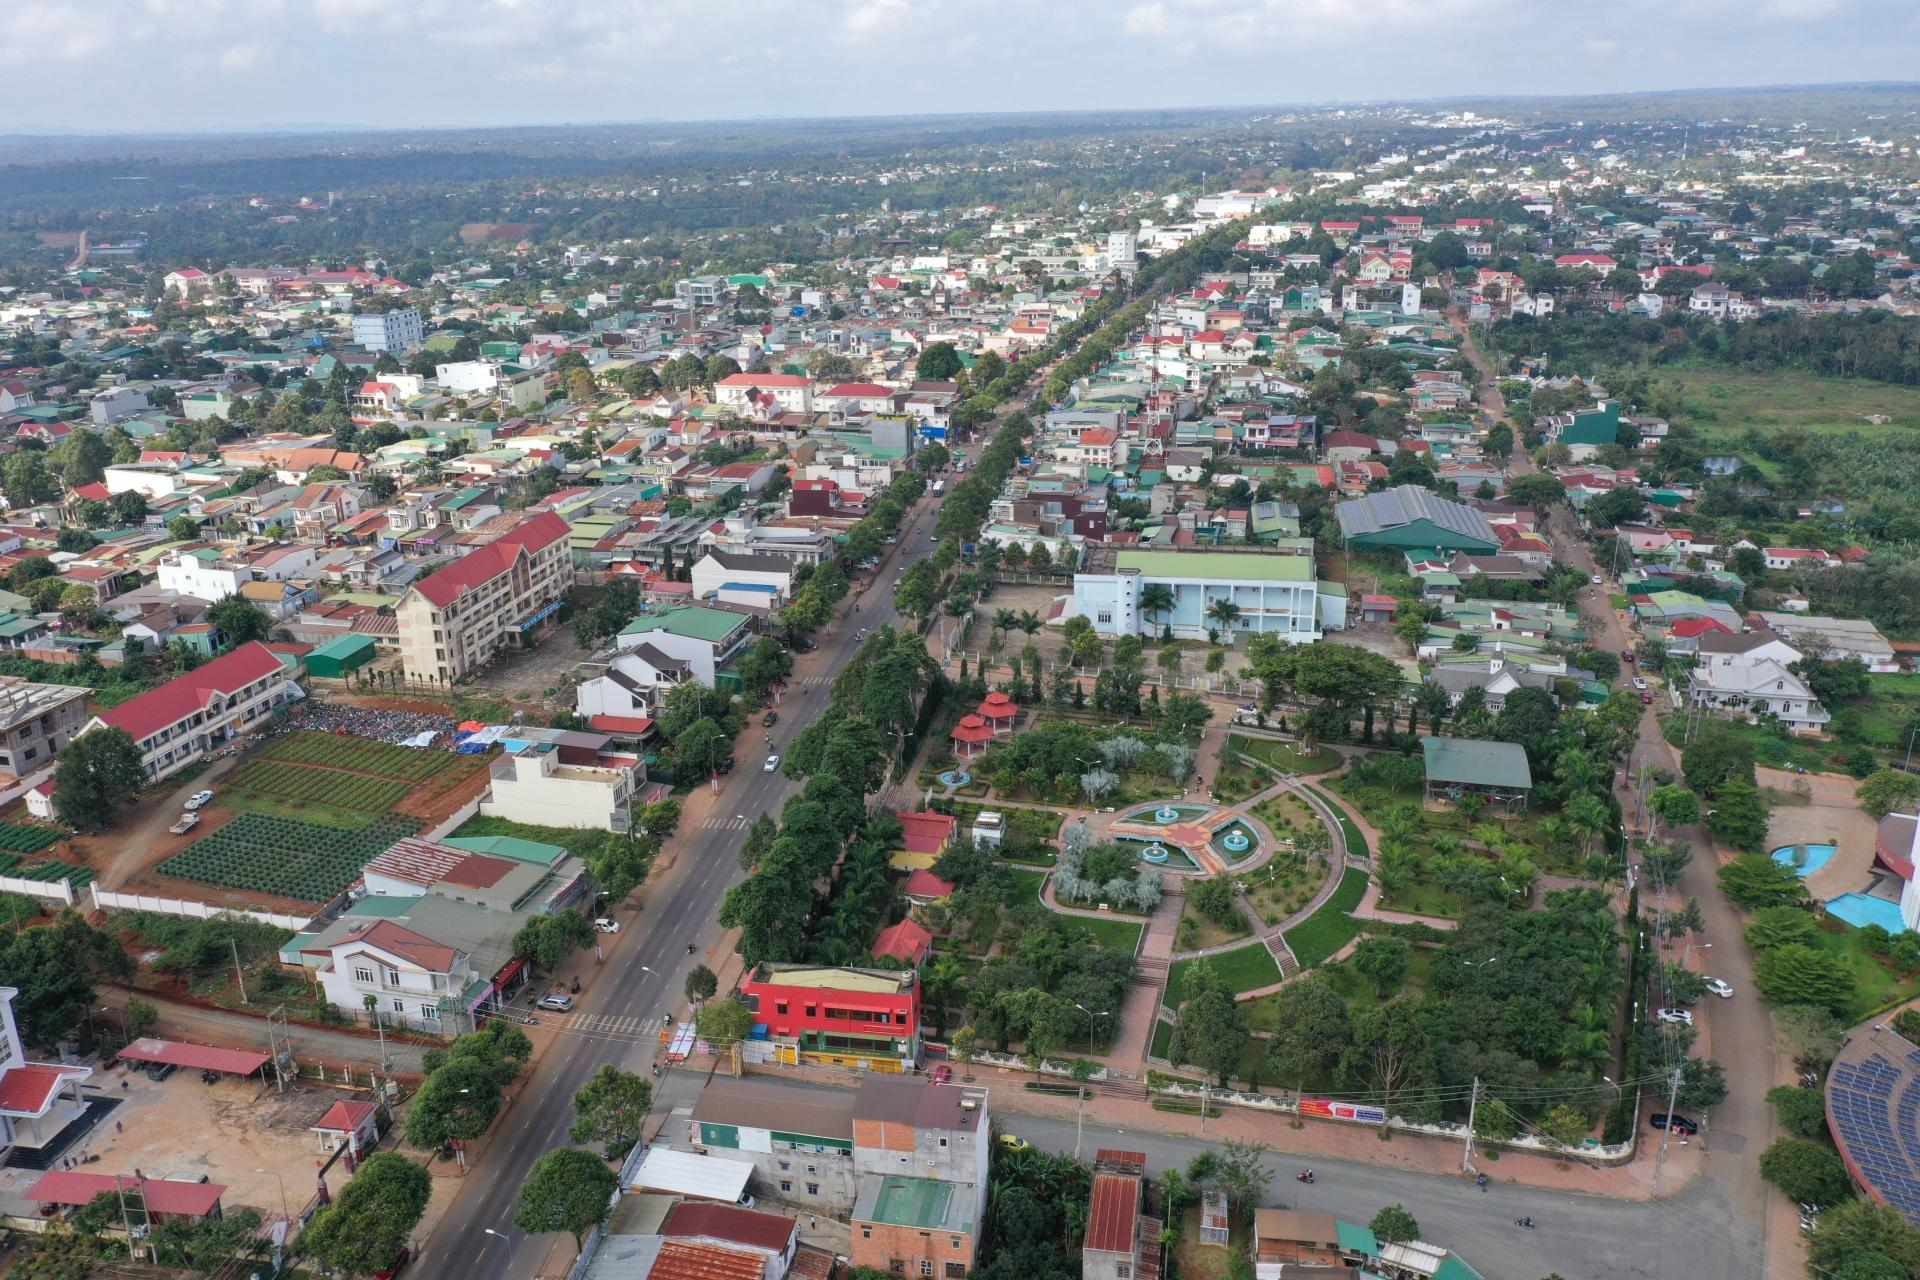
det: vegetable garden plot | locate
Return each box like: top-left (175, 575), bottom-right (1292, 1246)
top-left (157, 813), bottom-right (420, 902)
top-left (0, 822), bottom-right (60, 852)
top-left (226, 759), bottom-right (410, 815)
top-left (254, 731), bottom-right (452, 783)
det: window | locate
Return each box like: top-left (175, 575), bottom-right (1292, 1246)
top-left (353, 966), bottom-right (375, 984)
top-left (921, 1264), bottom-right (932, 1277)
top-left (776, 1001), bottom-right (789, 1015)
top-left (946, 1266), bottom-right (966, 1278)
top-left (890, 1263), bottom-right (903, 1275)
top-left (421, 1005), bottom-right (438, 1020)
top-left (807, 1182), bottom-right (819, 1196)
top-left (950, 1238), bottom-right (960, 1249)
top-left (780, 1180), bottom-right (792, 1193)
top-left (861, 1228), bottom-right (872, 1240)
top-left (1116, 1266), bottom-right (1130, 1279)
top-left (778, 1160), bottom-right (791, 1172)
top-left (1097, 611), bottom-right (1112, 624)
top-left (938, 1137), bottom-right (947, 1148)
top-left (392, 998), bottom-right (405, 1011)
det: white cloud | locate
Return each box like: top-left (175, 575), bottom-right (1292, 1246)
top-left (1124, 2), bottom-right (1169, 35)
top-left (839, 0), bottom-right (914, 41)
top-left (0, 4), bottom-right (112, 66)
top-left (217, 41), bottom-right (270, 71)
top-left (1584, 36), bottom-right (1619, 57)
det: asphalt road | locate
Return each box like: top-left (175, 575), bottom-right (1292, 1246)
top-left (414, 490), bottom-right (944, 1280)
top-left (998, 1105), bottom-right (1752, 1280)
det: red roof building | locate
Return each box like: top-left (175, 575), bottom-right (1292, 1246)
top-left (1670, 616), bottom-right (1733, 640)
top-left (88, 642), bottom-right (292, 782)
top-left (977, 691), bottom-right (1019, 733)
top-left (897, 810), bottom-right (957, 856)
top-left (397, 510), bottom-right (572, 682)
top-left (660, 1202), bottom-right (798, 1258)
top-left (312, 1099), bottom-right (379, 1155)
top-left (950, 714), bottom-right (993, 758)
top-left (904, 869), bottom-right (955, 903)
top-left (871, 919), bottom-right (932, 966)
top-left (28, 1172), bottom-right (225, 1221)
top-left (1086, 1171), bottom-right (1143, 1256)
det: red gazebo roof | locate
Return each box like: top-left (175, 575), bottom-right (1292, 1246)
top-left (951, 714), bottom-right (994, 744)
top-left (978, 691), bottom-right (1019, 719)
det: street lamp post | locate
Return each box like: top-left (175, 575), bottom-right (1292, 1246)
top-left (1070, 1005), bottom-right (1109, 1161)
top-left (483, 1227), bottom-right (518, 1275)
top-left (1683, 941), bottom-right (1712, 968)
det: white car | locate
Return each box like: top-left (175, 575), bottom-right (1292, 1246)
top-left (1655, 1007), bottom-right (1694, 1026)
top-left (184, 789), bottom-right (216, 812)
top-left (1632, 677), bottom-right (1648, 691)
top-left (764, 754), bottom-right (780, 773)
top-left (1590, 574), bottom-right (1604, 585)
top-left (1704, 977), bottom-right (1733, 999)
top-left (536, 993), bottom-right (574, 1012)
top-left (594, 918), bottom-right (621, 934)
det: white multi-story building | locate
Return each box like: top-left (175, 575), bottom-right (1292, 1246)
top-left (1107, 232), bottom-right (1138, 265)
top-left (156, 552), bottom-right (254, 602)
top-left (316, 919), bottom-right (481, 1034)
top-left (715, 373), bottom-right (813, 414)
top-left (351, 308), bottom-right (424, 353)
top-left (1070, 546), bottom-right (1336, 643)
top-left (395, 510), bottom-right (572, 682)
top-left (82, 642), bottom-right (294, 781)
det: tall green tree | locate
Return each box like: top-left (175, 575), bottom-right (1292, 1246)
top-left (567, 1064), bottom-right (653, 1147)
top-left (207, 594), bottom-right (271, 646)
top-left (515, 1147), bottom-right (617, 1246)
top-left (54, 728), bottom-right (144, 831)
top-left (296, 1153), bottom-right (432, 1277)
top-left (1166, 959), bottom-right (1250, 1087)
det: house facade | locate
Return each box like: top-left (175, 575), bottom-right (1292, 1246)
top-left (1071, 546), bottom-right (1326, 643)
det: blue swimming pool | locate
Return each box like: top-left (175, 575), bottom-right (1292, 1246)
top-left (1826, 893), bottom-right (1908, 934)
top-left (1772, 843), bottom-right (1836, 877)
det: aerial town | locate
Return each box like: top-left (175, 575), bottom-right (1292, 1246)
top-left (0, 52), bottom-right (1917, 1280)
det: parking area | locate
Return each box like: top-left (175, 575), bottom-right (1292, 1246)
top-left (0, 1058), bottom-right (379, 1222)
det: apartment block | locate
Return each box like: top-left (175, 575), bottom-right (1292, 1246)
top-left (740, 964), bottom-right (921, 1068)
top-left (396, 510), bottom-right (571, 682)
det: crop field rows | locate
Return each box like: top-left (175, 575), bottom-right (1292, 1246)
top-left (157, 813), bottom-right (420, 902)
top-left (254, 731), bottom-right (452, 783)
top-left (0, 821), bottom-right (61, 853)
top-left (227, 759), bottom-right (410, 814)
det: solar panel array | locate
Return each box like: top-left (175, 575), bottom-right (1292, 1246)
top-left (1830, 1051), bottom-right (1920, 1221)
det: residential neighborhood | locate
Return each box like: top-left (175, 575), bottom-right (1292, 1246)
top-left (0, 58), bottom-right (1918, 1280)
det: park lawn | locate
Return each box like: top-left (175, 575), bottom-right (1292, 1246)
top-left (1163, 941), bottom-right (1283, 1008)
top-left (1814, 919), bottom-right (1920, 1022)
top-left (1060, 914), bottom-right (1145, 955)
top-left (1181, 900), bottom-right (1251, 950)
top-left (1282, 867), bottom-right (1370, 968)
top-left (1229, 734), bottom-right (1343, 776)
top-left (1373, 876), bottom-right (1468, 920)
top-left (1302, 784), bottom-right (1369, 860)
top-left (1006, 867), bottom-right (1048, 905)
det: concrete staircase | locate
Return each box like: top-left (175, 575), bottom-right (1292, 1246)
top-left (1264, 931), bottom-right (1300, 980)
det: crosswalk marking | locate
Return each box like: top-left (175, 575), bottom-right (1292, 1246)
top-left (702, 816), bottom-right (751, 831)
top-left (563, 1013), bottom-right (647, 1037)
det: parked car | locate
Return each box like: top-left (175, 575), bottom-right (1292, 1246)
top-left (145, 1061), bottom-right (177, 1083)
top-left (184, 790), bottom-right (216, 812)
top-left (764, 754), bottom-right (780, 772)
top-left (1650, 1112), bottom-right (1699, 1134)
top-left (1632, 677), bottom-right (1648, 690)
top-left (1590, 574), bottom-right (1604, 585)
top-left (594, 917), bottom-right (621, 934)
top-left (930, 1064), bottom-right (953, 1084)
top-left (375, 1248), bottom-right (413, 1280)
top-left (1704, 977), bottom-right (1733, 999)
top-left (1654, 1007), bottom-right (1694, 1026)
top-left (1641, 692), bottom-right (1655, 705)
top-left (168, 813), bottom-right (201, 835)
top-left (536, 993), bottom-right (574, 1012)
top-left (998, 1132), bottom-right (1031, 1151)
top-left (762, 711), bottom-right (779, 726)
top-left (1623, 650), bottom-right (1637, 664)
top-left (735, 1192), bottom-right (756, 1209)
top-left (714, 756), bottom-right (736, 775)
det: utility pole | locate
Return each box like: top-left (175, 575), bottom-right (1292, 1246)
top-left (1462, 1077), bottom-right (1480, 1171)
top-left (232, 937), bottom-right (249, 1005)
top-left (1654, 1063), bottom-right (1684, 1188)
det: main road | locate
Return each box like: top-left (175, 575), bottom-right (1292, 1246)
top-left (416, 485), bottom-right (946, 1280)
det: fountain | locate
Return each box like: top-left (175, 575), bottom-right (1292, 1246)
top-left (1154, 805), bottom-right (1181, 823)
top-left (938, 769), bottom-right (971, 788)
top-left (1221, 829), bottom-right (1250, 853)
top-left (1142, 844), bottom-right (1171, 863)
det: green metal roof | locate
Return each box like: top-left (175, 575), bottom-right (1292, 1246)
top-left (864, 1177), bottom-right (957, 1229)
top-left (343, 895), bottom-right (421, 918)
top-left (1421, 735), bottom-right (1533, 790)
top-left (441, 835), bottom-right (568, 866)
top-left (309, 633), bottom-right (377, 661)
top-left (1113, 549), bottom-right (1313, 583)
top-left (1337, 1221), bottom-right (1378, 1255)
top-left (621, 605), bottom-right (749, 644)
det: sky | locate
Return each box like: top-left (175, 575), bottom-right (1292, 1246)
top-left (4, 0), bottom-right (1919, 135)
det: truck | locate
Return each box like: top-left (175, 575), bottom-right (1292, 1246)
top-left (168, 812), bottom-right (200, 835)
top-left (930, 478), bottom-right (945, 495)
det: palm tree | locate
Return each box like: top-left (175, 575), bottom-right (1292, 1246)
top-left (993, 608), bottom-right (1018, 646)
top-left (1139, 582), bottom-right (1176, 630)
top-left (1566, 792), bottom-right (1610, 858)
top-left (1206, 598), bottom-right (1242, 635)
top-left (1016, 610), bottom-right (1043, 639)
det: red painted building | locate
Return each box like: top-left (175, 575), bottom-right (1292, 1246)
top-left (741, 963), bottom-right (921, 1066)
